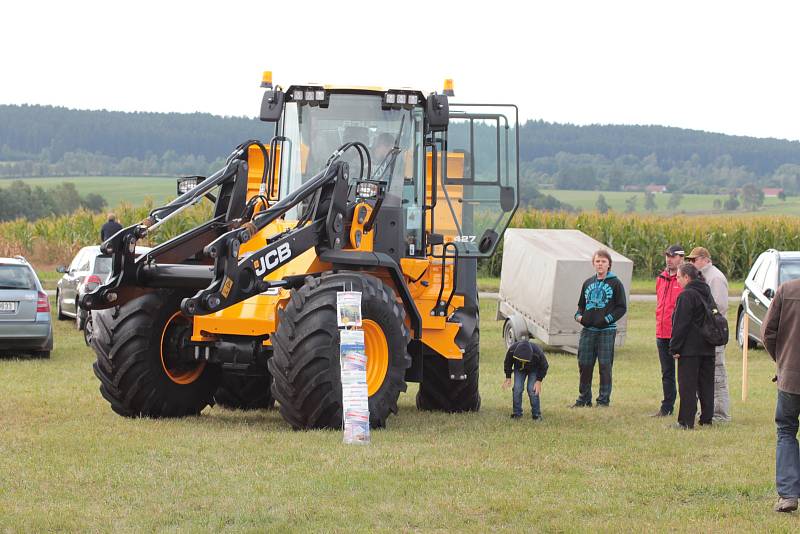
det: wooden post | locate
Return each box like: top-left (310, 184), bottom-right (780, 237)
top-left (742, 313), bottom-right (749, 402)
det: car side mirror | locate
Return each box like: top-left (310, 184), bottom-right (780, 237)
top-left (56, 266), bottom-right (67, 273)
top-left (764, 288), bottom-right (775, 299)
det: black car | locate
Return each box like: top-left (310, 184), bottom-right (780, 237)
top-left (737, 249), bottom-right (800, 347)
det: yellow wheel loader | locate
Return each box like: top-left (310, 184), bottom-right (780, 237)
top-left (81, 75), bottom-right (519, 429)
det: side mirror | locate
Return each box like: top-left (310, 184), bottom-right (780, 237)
top-left (56, 266), bottom-right (67, 274)
top-left (260, 90), bottom-right (285, 122)
top-left (764, 288), bottom-right (775, 299)
top-left (426, 94), bottom-right (449, 132)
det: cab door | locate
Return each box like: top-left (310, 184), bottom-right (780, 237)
top-left (428, 104), bottom-right (519, 258)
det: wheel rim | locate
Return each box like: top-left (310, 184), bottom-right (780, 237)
top-left (160, 311), bottom-right (205, 385)
top-left (504, 322), bottom-right (514, 348)
top-left (363, 319), bottom-right (389, 396)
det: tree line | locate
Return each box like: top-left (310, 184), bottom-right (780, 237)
top-left (0, 181), bottom-right (106, 222)
top-left (3, 104), bottom-right (800, 196)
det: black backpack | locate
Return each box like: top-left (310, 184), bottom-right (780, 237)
top-left (700, 295), bottom-right (729, 347)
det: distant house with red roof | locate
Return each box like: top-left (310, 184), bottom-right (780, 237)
top-left (645, 184), bottom-right (668, 194)
top-left (762, 188), bottom-right (784, 198)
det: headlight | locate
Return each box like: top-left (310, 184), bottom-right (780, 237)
top-left (385, 93), bottom-right (396, 104)
top-left (356, 182), bottom-right (379, 198)
top-left (315, 90), bottom-right (325, 101)
top-left (407, 94), bottom-right (419, 105)
top-left (304, 90), bottom-right (315, 101)
top-left (293, 89), bottom-right (304, 101)
top-left (177, 176), bottom-right (203, 195)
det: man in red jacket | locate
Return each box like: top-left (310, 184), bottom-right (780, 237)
top-left (651, 244), bottom-right (685, 417)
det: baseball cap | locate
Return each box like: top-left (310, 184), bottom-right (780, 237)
top-left (685, 246), bottom-right (710, 260)
top-left (664, 244), bottom-right (685, 257)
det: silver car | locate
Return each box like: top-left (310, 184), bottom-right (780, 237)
top-left (737, 249), bottom-right (800, 348)
top-left (56, 245), bottom-right (150, 344)
top-left (0, 256), bottom-right (53, 358)
top-left (56, 246), bottom-right (110, 331)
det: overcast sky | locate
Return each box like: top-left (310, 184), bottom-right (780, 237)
top-left (2, 1), bottom-right (799, 141)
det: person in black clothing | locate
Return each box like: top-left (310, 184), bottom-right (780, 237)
top-left (572, 249), bottom-right (627, 407)
top-left (670, 262), bottom-right (716, 429)
top-left (502, 339), bottom-right (549, 420)
top-left (100, 213), bottom-right (123, 242)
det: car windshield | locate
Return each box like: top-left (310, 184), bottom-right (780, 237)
top-left (0, 265), bottom-right (36, 290)
top-left (94, 256), bottom-right (112, 275)
top-left (780, 261), bottom-right (800, 285)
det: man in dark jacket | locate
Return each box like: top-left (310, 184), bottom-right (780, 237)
top-left (652, 244), bottom-right (685, 417)
top-left (762, 277), bottom-right (800, 513)
top-left (670, 263), bottom-right (716, 429)
top-left (502, 339), bottom-right (549, 420)
top-left (100, 213), bottom-right (123, 242)
top-left (572, 249), bottom-right (627, 407)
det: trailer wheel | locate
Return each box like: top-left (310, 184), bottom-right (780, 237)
top-left (91, 290), bottom-right (221, 418)
top-left (214, 373), bottom-right (275, 410)
top-left (269, 272), bottom-right (411, 429)
top-left (416, 329), bottom-right (481, 413)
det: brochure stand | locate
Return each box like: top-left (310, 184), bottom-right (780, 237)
top-left (338, 291), bottom-right (369, 444)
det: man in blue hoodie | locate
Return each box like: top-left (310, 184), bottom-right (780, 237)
top-left (572, 249), bottom-right (628, 407)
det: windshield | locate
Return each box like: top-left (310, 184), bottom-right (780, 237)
top-left (277, 93), bottom-right (424, 216)
top-left (780, 261), bottom-right (800, 285)
top-left (0, 265), bottom-right (36, 290)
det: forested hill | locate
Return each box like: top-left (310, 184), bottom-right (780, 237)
top-left (519, 120), bottom-right (800, 176)
top-left (2, 104), bottom-right (800, 194)
top-left (0, 104), bottom-right (265, 161)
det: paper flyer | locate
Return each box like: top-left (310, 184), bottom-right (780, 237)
top-left (340, 330), bottom-right (367, 372)
top-left (337, 291), bottom-right (363, 327)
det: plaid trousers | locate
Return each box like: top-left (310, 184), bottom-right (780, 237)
top-left (576, 328), bottom-right (617, 406)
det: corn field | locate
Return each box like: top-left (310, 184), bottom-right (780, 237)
top-left (2, 204), bottom-right (797, 280)
top-left (0, 200), bottom-right (213, 266)
top-left (479, 210), bottom-right (800, 280)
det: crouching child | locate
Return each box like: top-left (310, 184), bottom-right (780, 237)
top-left (502, 339), bottom-right (549, 420)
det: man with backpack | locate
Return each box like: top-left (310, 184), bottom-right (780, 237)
top-left (502, 339), bottom-right (549, 420)
top-left (686, 247), bottom-right (731, 422)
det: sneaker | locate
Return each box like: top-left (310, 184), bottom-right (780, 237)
top-left (774, 497), bottom-right (798, 513)
top-left (570, 402), bottom-right (591, 408)
top-left (650, 409), bottom-right (672, 417)
top-left (595, 403), bottom-right (610, 408)
top-left (671, 422), bottom-right (692, 430)
top-left (532, 414), bottom-right (543, 421)
top-left (510, 413), bottom-right (522, 419)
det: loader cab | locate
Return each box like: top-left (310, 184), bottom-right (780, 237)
top-left (275, 89), bottom-right (428, 259)
top-left (271, 88), bottom-right (519, 261)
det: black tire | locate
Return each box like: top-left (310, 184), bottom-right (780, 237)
top-left (32, 351), bottom-right (50, 359)
top-left (91, 290), bottom-right (221, 418)
top-left (214, 373), bottom-right (275, 410)
top-left (417, 329), bottom-right (481, 412)
top-left (83, 312), bottom-right (93, 347)
top-left (76, 308), bottom-right (87, 331)
top-left (503, 320), bottom-right (516, 349)
top-left (269, 272), bottom-right (411, 430)
top-left (736, 310), bottom-right (757, 349)
top-left (56, 291), bottom-right (69, 321)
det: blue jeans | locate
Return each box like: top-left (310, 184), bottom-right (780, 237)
top-left (776, 389), bottom-right (800, 498)
top-left (513, 369), bottom-right (541, 417)
top-left (657, 338), bottom-right (676, 414)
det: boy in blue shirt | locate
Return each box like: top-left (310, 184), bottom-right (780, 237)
top-left (502, 339), bottom-right (549, 420)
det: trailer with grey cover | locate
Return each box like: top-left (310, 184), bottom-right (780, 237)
top-left (496, 229), bottom-right (633, 353)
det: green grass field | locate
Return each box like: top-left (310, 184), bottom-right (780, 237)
top-left (0, 176), bottom-right (177, 208)
top-left (544, 189), bottom-right (800, 216)
top-left (0, 297), bottom-right (794, 531)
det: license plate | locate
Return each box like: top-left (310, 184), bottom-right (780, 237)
top-left (0, 301), bottom-right (17, 313)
